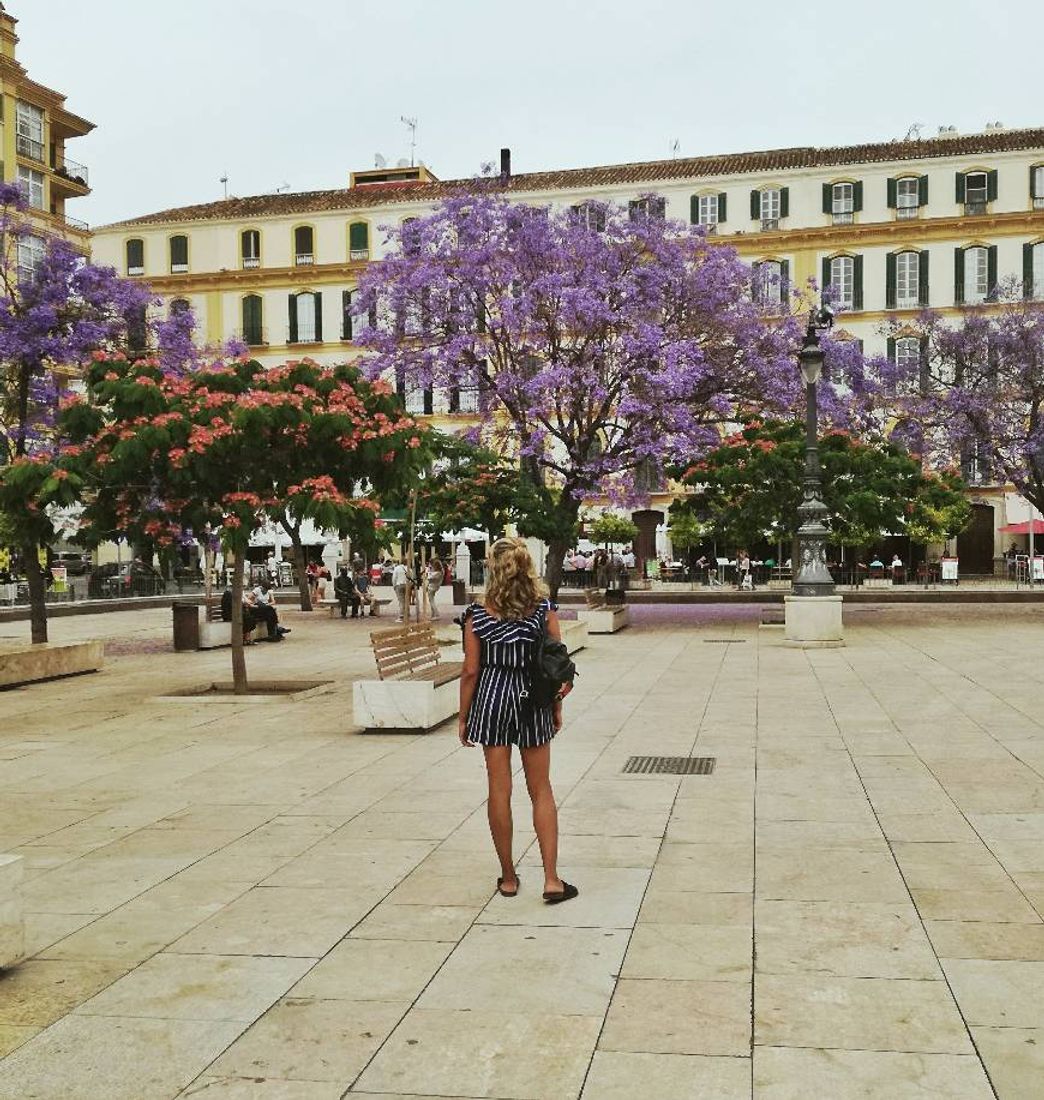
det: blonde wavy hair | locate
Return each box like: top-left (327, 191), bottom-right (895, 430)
top-left (484, 537), bottom-right (547, 619)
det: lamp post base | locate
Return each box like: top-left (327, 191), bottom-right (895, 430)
top-left (784, 595), bottom-right (844, 648)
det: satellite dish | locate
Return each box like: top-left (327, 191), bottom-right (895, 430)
top-left (396, 158), bottom-right (410, 168)
top-left (374, 153), bottom-right (387, 168)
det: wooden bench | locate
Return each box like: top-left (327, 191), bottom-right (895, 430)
top-left (319, 596), bottom-right (391, 619)
top-left (577, 589), bottom-right (630, 634)
top-left (353, 622), bottom-right (463, 734)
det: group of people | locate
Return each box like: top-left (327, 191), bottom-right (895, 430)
top-left (220, 578), bottom-right (291, 642)
top-left (392, 556), bottom-right (448, 622)
top-left (333, 564), bottom-right (377, 619)
top-left (564, 547), bottom-right (635, 587)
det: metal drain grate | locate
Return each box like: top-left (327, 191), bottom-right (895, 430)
top-left (703, 638), bottom-right (747, 644)
top-left (623, 756), bottom-right (716, 775)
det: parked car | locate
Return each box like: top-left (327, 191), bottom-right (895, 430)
top-left (87, 561), bottom-right (167, 599)
top-left (51, 550), bottom-right (90, 576)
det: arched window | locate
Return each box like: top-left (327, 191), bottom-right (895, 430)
top-left (569, 202), bottom-right (606, 232)
top-left (885, 250), bottom-right (925, 309)
top-left (824, 180), bottom-right (862, 225)
top-left (822, 254), bottom-right (863, 310)
top-left (690, 192), bottom-right (726, 231)
top-left (294, 226), bottom-right (314, 266)
top-left (348, 221), bottom-right (369, 261)
top-left (751, 186), bottom-right (788, 230)
top-left (957, 245), bottom-right (995, 305)
top-left (753, 259), bottom-right (789, 307)
top-left (125, 238), bottom-right (144, 276)
top-left (288, 291), bottom-right (322, 343)
top-left (242, 295), bottom-right (263, 345)
top-left (628, 196), bottom-right (666, 221)
top-left (1023, 241), bottom-right (1044, 300)
top-left (241, 229), bottom-right (261, 269)
top-left (169, 235), bottom-right (188, 273)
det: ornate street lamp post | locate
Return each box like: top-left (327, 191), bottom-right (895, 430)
top-left (792, 305), bottom-right (836, 597)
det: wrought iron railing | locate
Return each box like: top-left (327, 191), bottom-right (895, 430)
top-left (52, 153), bottom-right (89, 187)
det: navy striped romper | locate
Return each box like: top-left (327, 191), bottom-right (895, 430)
top-left (464, 598), bottom-right (557, 749)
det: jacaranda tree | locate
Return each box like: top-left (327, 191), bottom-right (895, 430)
top-left (60, 354), bottom-right (429, 693)
top-left (883, 293), bottom-right (1044, 512)
top-left (0, 183), bottom-right (152, 642)
top-left (354, 187), bottom-right (811, 595)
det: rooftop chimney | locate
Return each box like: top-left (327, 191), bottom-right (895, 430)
top-left (500, 147), bottom-right (511, 181)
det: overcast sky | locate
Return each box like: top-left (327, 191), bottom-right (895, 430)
top-left (18, 0), bottom-right (1044, 228)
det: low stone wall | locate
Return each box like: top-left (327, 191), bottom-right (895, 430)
top-left (0, 640), bottom-right (104, 689)
top-left (0, 854), bottom-right (24, 970)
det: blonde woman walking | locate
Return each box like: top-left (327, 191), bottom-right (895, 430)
top-left (458, 538), bottom-right (577, 903)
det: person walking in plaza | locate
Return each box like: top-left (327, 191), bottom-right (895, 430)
top-left (458, 537), bottom-right (577, 904)
top-left (392, 558), bottom-right (410, 622)
top-left (424, 557), bottom-right (444, 620)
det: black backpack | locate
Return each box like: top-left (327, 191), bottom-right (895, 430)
top-left (528, 612), bottom-right (577, 709)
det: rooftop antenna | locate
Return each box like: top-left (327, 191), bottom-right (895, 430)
top-left (670, 138), bottom-right (680, 159)
top-left (374, 153), bottom-right (387, 169)
top-left (903, 123), bottom-right (923, 141)
top-left (220, 173), bottom-right (229, 199)
top-left (275, 181), bottom-right (290, 193)
top-left (401, 115), bottom-right (418, 167)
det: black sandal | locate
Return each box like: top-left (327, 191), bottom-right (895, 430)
top-left (496, 876), bottom-right (519, 898)
top-left (542, 881), bottom-right (579, 905)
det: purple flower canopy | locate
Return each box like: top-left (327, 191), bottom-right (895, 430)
top-left (353, 188), bottom-right (832, 507)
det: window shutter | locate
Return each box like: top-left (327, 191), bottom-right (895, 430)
top-left (1024, 242), bottom-right (1034, 299)
top-left (821, 256), bottom-right (831, 292)
top-left (780, 187), bottom-right (789, 218)
top-left (886, 336), bottom-right (896, 360)
top-left (690, 195), bottom-right (698, 224)
top-left (919, 337), bottom-right (930, 393)
top-left (1031, 165), bottom-right (1040, 200)
top-left (822, 183), bottom-right (832, 215)
top-left (717, 192), bottom-right (727, 223)
top-left (170, 236), bottom-right (188, 268)
top-left (986, 246), bottom-right (998, 298)
top-left (918, 174), bottom-right (929, 206)
top-left (955, 172), bottom-right (966, 204)
top-left (918, 250), bottom-right (930, 306)
top-left (750, 189), bottom-right (760, 219)
top-left (886, 177), bottom-right (897, 208)
top-left (987, 169), bottom-right (999, 202)
top-left (349, 222), bottom-right (368, 252)
top-left (885, 253), bottom-right (897, 309)
top-left (342, 289), bottom-right (353, 339)
top-left (314, 292), bottom-right (323, 342)
top-left (954, 247), bottom-right (965, 305)
top-left (853, 254), bottom-right (864, 310)
top-left (288, 294), bottom-right (298, 343)
top-left (853, 180), bottom-right (863, 212)
top-left (780, 259), bottom-right (790, 302)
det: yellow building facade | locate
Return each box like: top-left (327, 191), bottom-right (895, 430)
top-left (0, 3), bottom-right (92, 262)
top-left (90, 128), bottom-right (1044, 571)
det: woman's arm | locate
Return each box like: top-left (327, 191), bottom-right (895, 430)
top-left (458, 616), bottom-right (480, 747)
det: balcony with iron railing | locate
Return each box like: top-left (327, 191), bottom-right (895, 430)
top-left (56, 210), bottom-right (89, 233)
top-left (50, 152), bottom-right (89, 192)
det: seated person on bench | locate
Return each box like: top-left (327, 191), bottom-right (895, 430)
top-left (353, 566), bottom-right (376, 615)
top-left (334, 567), bottom-right (361, 619)
top-left (250, 580), bottom-right (290, 640)
top-left (221, 584), bottom-right (260, 643)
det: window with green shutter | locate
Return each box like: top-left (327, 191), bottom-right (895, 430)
top-left (918, 250), bottom-right (930, 307)
top-left (289, 291), bottom-right (321, 342)
top-left (954, 246), bottom-right (965, 304)
top-left (349, 221), bottom-right (369, 259)
top-left (885, 253), bottom-right (897, 309)
top-left (852, 254), bottom-right (863, 310)
top-left (717, 192), bottom-right (727, 223)
top-left (1025, 241), bottom-right (1044, 299)
top-left (962, 171), bottom-right (989, 214)
top-left (242, 295), bottom-right (263, 345)
top-left (169, 235), bottom-right (188, 273)
top-left (126, 238), bottom-right (144, 276)
top-left (241, 229), bottom-right (261, 268)
top-left (294, 226), bottom-right (314, 265)
top-left (342, 289), bottom-right (354, 340)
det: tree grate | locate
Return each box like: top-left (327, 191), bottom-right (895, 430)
top-left (623, 756), bottom-right (716, 775)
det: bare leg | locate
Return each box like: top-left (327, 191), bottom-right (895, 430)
top-left (520, 742), bottom-right (563, 894)
top-left (482, 746), bottom-right (516, 890)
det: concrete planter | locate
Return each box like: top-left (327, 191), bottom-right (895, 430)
top-left (0, 640), bottom-right (104, 689)
top-left (0, 854), bottom-right (24, 971)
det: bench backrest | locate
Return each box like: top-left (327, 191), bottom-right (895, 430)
top-left (370, 622), bottom-right (441, 680)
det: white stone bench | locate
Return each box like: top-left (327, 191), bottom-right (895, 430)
top-left (319, 596), bottom-right (391, 619)
top-left (353, 622), bottom-right (463, 734)
top-left (0, 854), bottom-right (24, 971)
top-left (198, 606), bottom-right (262, 650)
top-left (0, 640), bottom-right (104, 688)
top-left (559, 618), bottom-right (588, 653)
top-left (576, 590), bottom-right (629, 634)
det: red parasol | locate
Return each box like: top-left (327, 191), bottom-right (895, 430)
top-left (999, 520), bottom-right (1044, 535)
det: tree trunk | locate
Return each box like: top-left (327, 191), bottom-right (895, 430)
top-left (24, 546), bottom-right (48, 645)
top-left (545, 537), bottom-right (569, 602)
top-left (229, 550), bottom-right (248, 695)
top-left (284, 524), bottom-right (312, 612)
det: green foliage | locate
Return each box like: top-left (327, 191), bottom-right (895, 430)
top-left (666, 510), bottom-right (707, 553)
top-left (588, 511), bottom-right (639, 547)
top-left (674, 420), bottom-right (971, 548)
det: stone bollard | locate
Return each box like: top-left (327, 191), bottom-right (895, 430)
top-left (0, 854), bottom-right (25, 970)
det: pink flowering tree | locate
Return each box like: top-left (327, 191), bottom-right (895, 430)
top-left (353, 187), bottom-right (867, 594)
top-left (881, 292), bottom-right (1044, 512)
top-left (60, 354), bottom-right (429, 692)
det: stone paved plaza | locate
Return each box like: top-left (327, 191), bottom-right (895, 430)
top-left (1, 602), bottom-right (1044, 1098)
